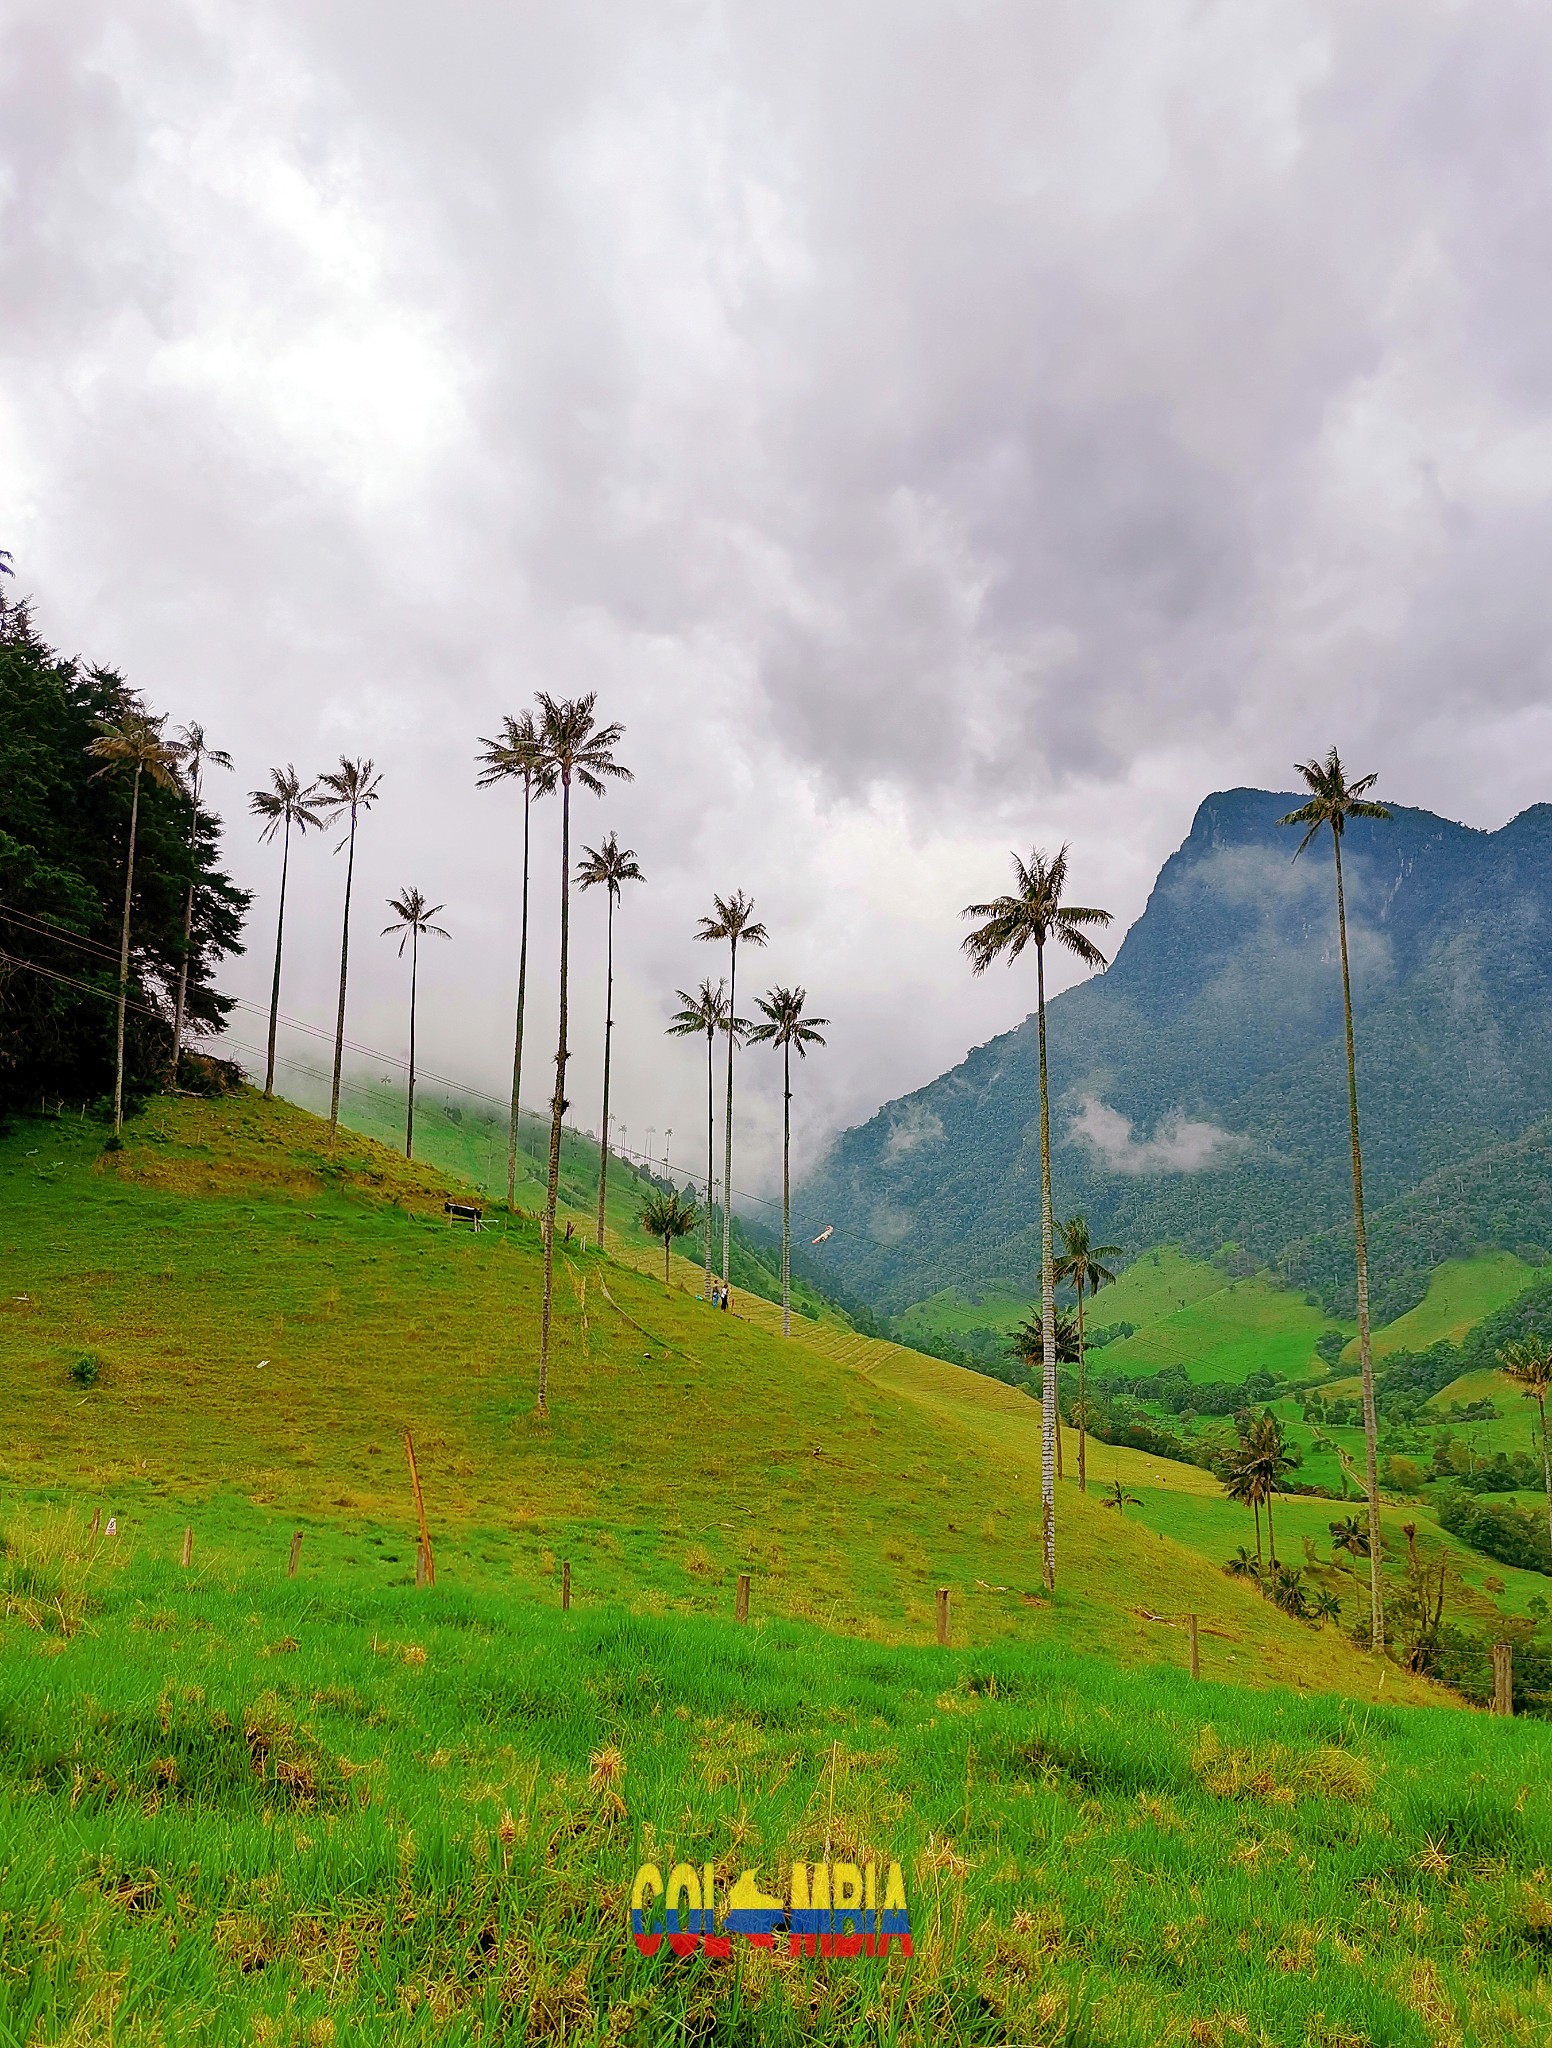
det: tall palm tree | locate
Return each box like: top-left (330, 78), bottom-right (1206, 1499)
top-left (747, 986), bottom-right (829, 1335)
top-left (1224, 1412), bottom-right (1297, 1565)
top-left (639, 1186), bottom-right (701, 1286)
top-left (1281, 750), bottom-right (1391, 1648)
top-left (533, 694), bottom-right (631, 1413)
top-left (166, 722), bottom-right (233, 1083)
top-left (1054, 1215), bottom-right (1122, 1495)
top-left (695, 892), bottom-right (768, 1289)
top-left (86, 708), bottom-right (181, 1134)
top-left (249, 767), bottom-right (324, 1097)
top-left (315, 758), bottom-right (383, 1148)
top-left (477, 712), bottom-right (555, 1210)
top-left (1499, 1334), bottom-right (1552, 1558)
top-left (577, 831), bottom-right (645, 1249)
top-left (381, 888), bottom-right (450, 1159)
top-left (667, 979), bottom-right (732, 1299)
top-left (963, 847), bottom-right (1111, 1591)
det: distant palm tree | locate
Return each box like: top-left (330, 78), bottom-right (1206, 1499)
top-left (1309, 1587), bottom-right (1343, 1623)
top-left (1224, 1412), bottom-right (1297, 1566)
top-left (1499, 1333), bottom-right (1552, 1558)
top-left (1010, 1308), bottom-right (1081, 1369)
top-left (667, 979), bottom-right (733, 1299)
top-left (381, 889), bottom-right (450, 1159)
top-left (1281, 750), bottom-right (1391, 1649)
top-left (166, 723), bottom-right (233, 1083)
top-left (1054, 1214), bottom-right (1122, 1496)
top-left (640, 1186), bottom-right (701, 1286)
top-left (249, 768), bottom-right (324, 1097)
top-left (577, 832), bottom-right (645, 1250)
top-left (532, 694), bottom-right (631, 1412)
top-left (1100, 1479), bottom-right (1141, 1516)
top-left (963, 847), bottom-right (1111, 1591)
top-left (315, 759), bottom-right (384, 1148)
top-left (1327, 1514), bottom-right (1369, 1584)
top-left (695, 892), bottom-right (769, 1289)
top-left (477, 711), bottom-right (555, 1210)
top-left (747, 986), bottom-right (829, 1335)
top-left (86, 708), bottom-right (181, 1134)
top-left (1223, 1545), bottom-right (1262, 1582)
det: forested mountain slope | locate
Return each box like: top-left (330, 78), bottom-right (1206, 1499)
top-left (797, 788), bottom-right (1552, 1318)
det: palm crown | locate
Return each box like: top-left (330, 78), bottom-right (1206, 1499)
top-left (476, 709), bottom-right (555, 795)
top-left (578, 832), bottom-right (645, 903)
top-left (640, 1186), bottom-right (700, 1241)
top-left (316, 757), bottom-right (384, 839)
top-left (746, 986), bottom-right (828, 1056)
top-left (169, 721), bottom-right (233, 792)
top-left (1279, 749), bottom-right (1391, 855)
top-left (250, 765), bottom-right (324, 843)
top-left (1053, 1214), bottom-right (1122, 1298)
top-left (696, 890), bottom-right (768, 952)
top-left (534, 692), bottom-right (631, 793)
top-left (381, 888), bottom-right (450, 954)
top-left (1500, 1335), bottom-right (1552, 1403)
top-left (667, 980), bottom-right (736, 1042)
top-left (961, 846), bottom-right (1112, 974)
top-left (87, 709), bottom-right (181, 793)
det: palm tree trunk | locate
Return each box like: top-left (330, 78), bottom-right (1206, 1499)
top-left (1333, 829), bottom-right (1384, 1651)
top-left (663, 1231), bottom-right (671, 1286)
top-left (722, 939), bottom-right (737, 1287)
top-left (1036, 941), bottom-right (1056, 1591)
top-left (1266, 1490), bottom-right (1277, 1567)
top-left (704, 1027), bottom-right (716, 1297)
top-left (781, 1035), bottom-right (792, 1338)
top-left (264, 814), bottom-right (292, 1098)
top-left (328, 810), bottom-right (357, 1148)
top-left (1253, 1496), bottom-right (1262, 1567)
top-left (1076, 1285), bottom-right (1087, 1493)
top-left (113, 766), bottom-right (142, 1137)
top-left (596, 892), bottom-right (615, 1249)
top-left (405, 927), bottom-right (419, 1160)
top-left (506, 775), bottom-right (532, 1211)
top-left (538, 773), bottom-right (572, 1411)
top-left (170, 767), bottom-right (199, 1084)
top-left (1538, 1391), bottom-right (1552, 1562)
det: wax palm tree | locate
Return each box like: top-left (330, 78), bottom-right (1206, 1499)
top-left (963, 847), bottom-right (1111, 1591)
top-left (1328, 1514), bottom-right (1368, 1583)
top-left (747, 987), bottom-right (828, 1335)
top-left (477, 711), bottom-right (555, 1209)
top-left (1309, 1587), bottom-right (1343, 1623)
top-left (165, 723), bottom-right (233, 1083)
top-left (1100, 1479), bottom-right (1141, 1517)
top-left (86, 708), bottom-right (181, 1134)
top-left (1223, 1545), bottom-right (1262, 1582)
top-left (315, 758), bottom-right (384, 1148)
top-left (1281, 750), bottom-right (1391, 1647)
top-left (695, 892), bottom-right (768, 1290)
top-left (577, 832), bottom-right (645, 1250)
top-left (640, 1186), bottom-right (701, 1286)
top-left (533, 694), bottom-right (631, 1412)
top-left (1499, 1334), bottom-right (1552, 1558)
top-left (249, 767), bottom-right (324, 1097)
top-left (1054, 1214), bottom-right (1122, 1495)
top-left (1010, 1309), bottom-right (1081, 1368)
top-left (1224, 1412), bottom-right (1297, 1566)
top-left (667, 979), bottom-right (733, 1299)
top-left (381, 889), bottom-right (450, 1160)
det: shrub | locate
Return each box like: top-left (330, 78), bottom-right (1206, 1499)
top-left (69, 1354), bottom-right (102, 1388)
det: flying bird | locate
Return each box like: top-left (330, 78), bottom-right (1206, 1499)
top-left (810, 1225), bottom-right (834, 1245)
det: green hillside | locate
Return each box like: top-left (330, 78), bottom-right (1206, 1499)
top-left (10, 1095), bottom-right (1552, 2042)
top-left (1359, 1252), bottom-right (1540, 1362)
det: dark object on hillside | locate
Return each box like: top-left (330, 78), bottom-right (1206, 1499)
top-left (444, 1201), bottom-right (483, 1231)
top-left (68, 1353), bottom-right (101, 1388)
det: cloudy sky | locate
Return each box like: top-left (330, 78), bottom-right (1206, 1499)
top-left (5, 1), bottom-right (1550, 1198)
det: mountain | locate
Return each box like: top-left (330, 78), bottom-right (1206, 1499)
top-left (796, 788), bottom-right (1552, 1320)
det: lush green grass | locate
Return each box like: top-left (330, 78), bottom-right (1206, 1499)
top-left (6, 1511), bottom-right (1552, 2047)
top-left (1094, 1267), bottom-right (1341, 1387)
top-left (1356, 1254), bottom-right (1542, 1364)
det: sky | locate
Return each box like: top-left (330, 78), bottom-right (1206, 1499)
top-left (5, 1), bottom-right (1552, 1202)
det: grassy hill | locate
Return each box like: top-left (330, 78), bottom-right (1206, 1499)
top-left (8, 1095), bottom-right (1552, 2042)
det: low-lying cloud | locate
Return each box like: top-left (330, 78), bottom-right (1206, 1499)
top-left (1068, 1095), bottom-right (1244, 1176)
top-left (884, 1102), bottom-right (945, 1161)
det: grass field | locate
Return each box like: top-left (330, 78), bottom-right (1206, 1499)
top-left (1088, 1255), bottom-right (1343, 1388)
top-left (8, 1093), bottom-right (1552, 2043)
top-left (1355, 1254), bottom-right (1542, 1364)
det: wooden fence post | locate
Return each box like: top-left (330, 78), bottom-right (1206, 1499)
top-left (1188, 1613), bottom-right (1200, 1681)
top-left (562, 1559), bottom-right (572, 1611)
top-left (735, 1573), bottom-right (750, 1624)
top-left (936, 1586), bottom-right (951, 1647)
top-left (403, 1427), bottom-right (435, 1587)
top-left (181, 1526), bottom-right (194, 1570)
top-left (415, 1542), bottom-right (428, 1588)
top-left (88, 1507), bottom-right (100, 1541)
top-left (288, 1530), bottom-right (303, 1578)
top-left (1493, 1640), bottom-right (1514, 1717)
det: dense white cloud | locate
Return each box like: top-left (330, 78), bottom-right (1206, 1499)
top-left (1068, 1096), bottom-right (1245, 1178)
top-left (3, 1), bottom-right (1550, 1198)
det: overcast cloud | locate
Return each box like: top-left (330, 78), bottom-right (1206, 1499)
top-left (4, 1), bottom-right (1551, 1200)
